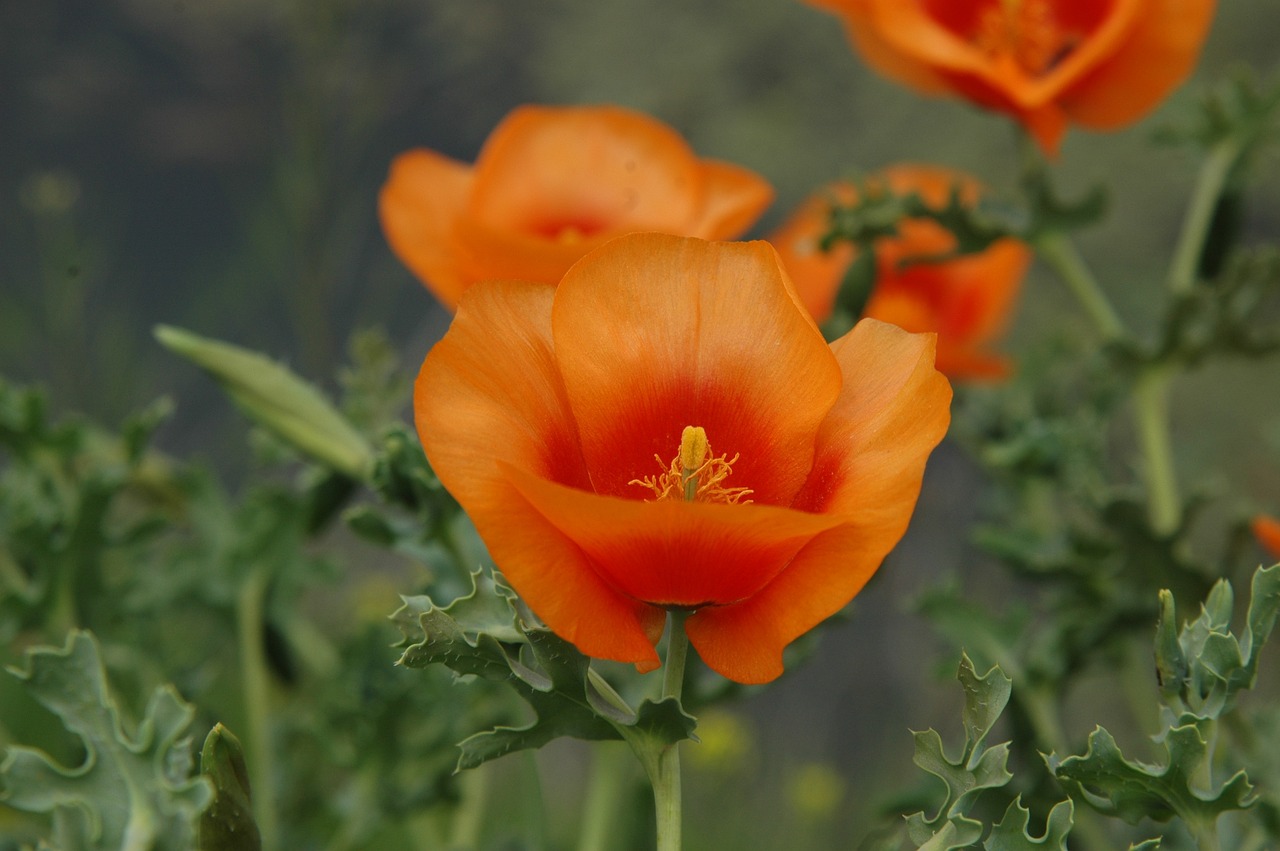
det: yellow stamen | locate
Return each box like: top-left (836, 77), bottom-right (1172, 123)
top-left (974, 0), bottom-right (1074, 76)
top-left (630, 426), bottom-right (753, 505)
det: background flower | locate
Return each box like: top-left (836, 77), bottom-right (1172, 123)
top-left (770, 165), bottom-right (1031, 379)
top-left (805, 0), bottom-right (1217, 152)
top-left (1255, 515), bottom-right (1280, 561)
top-left (416, 233), bottom-right (951, 684)
top-left (379, 104), bottom-right (773, 307)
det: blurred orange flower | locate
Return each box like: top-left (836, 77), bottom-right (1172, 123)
top-left (805, 0), bottom-right (1216, 153)
top-left (416, 234), bottom-right (951, 684)
top-left (1255, 515), bottom-right (1280, 561)
top-left (379, 105), bottom-right (773, 308)
top-left (770, 165), bottom-right (1031, 380)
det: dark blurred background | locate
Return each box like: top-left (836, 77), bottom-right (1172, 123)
top-left (2, 0), bottom-right (1279, 843)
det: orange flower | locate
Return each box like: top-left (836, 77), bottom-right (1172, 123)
top-left (379, 105), bottom-right (773, 307)
top-left (416, 234), bottom-right (951, 684)
top-left (805, 0), bottom-right (1216, 153)
top-left (770, 165), bottom-right (1031, 380)
top-left (1255, 516), bottom-right (1280, 561)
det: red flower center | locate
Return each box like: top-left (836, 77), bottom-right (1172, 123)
top-left (924, 0), bottom-right (1113, 76)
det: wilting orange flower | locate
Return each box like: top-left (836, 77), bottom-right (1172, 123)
top-left (416, 234), bottom-right (951, 684)
top-left (770, 165), bottom-right (1031, 380)
top-left (1255, 516), bottom-right (1280, 561)
top-left (379, 105), bottom-right (773, 308)
top-left (805, 0), bottom-right (1216, 153)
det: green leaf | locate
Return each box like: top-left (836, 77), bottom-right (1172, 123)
top-left (393, 570), bottom-right (695, 771)
top-left (198, 724), bottom-right (261, 851)
top-left (1155, 564), bottom-right (1280, 718)
top-left (907, 655), bottom-right (1015, 848)
top-left (985, 798), bottom-right (1073, 850)
top-left (0, 630), bottom-right (213, 850)
top-left (1047, 723), bottom-right (1254, 828)
top-left (154, 325), bottom-right (374, 479)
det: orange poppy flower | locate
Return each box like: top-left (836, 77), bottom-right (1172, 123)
top-left (770, 165), bottom-right (1031, 380)
top-left (379, 105), bottom-right (773, 308)
top-left (805, 0), bottom-right (1216, 153)
top-left (415, 233), bottom-right (951, 684)
top-left (1255, 516), bottom-right (1280, 561)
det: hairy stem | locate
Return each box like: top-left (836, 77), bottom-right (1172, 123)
top-left (1035, 232), bottom-right (1125, 340)
top-left (1169, 139), bottom-right (1240, 295)
top-left (1133, 368), bottom-right (1181, 535)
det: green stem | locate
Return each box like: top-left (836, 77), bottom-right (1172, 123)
top-left (237, 567), bottom-right (278, 851)
top-left (577, 744), bottom-right (633, 851)
top-left (1168, 139), bottom-right (1240, 295)
top-left (449, 763), bottom-right (489, 849)
top-left (653, 610), bottom-right (690, 851)
top-left (1034, 232), bottom-right (1126, 340)
top-left (1132, 368), bottom-right (1181, 535)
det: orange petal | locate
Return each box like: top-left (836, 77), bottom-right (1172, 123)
top-left (504, 465), bottom-right (845, 608)
top-left (1254, 515), bottom-right (1280, 562)
top-left (466, 104), bottom-right (702, 236)
top-left (688, 160), bottom-right (775, 240)
top-left (379, 149), bottom-right (475, 307)
top-left (1059, 0), bottom-right (1217, 129)
top-left (416, 280), bottom-right (662, 665)
top-left (551, 234), bottom-right (843, 506)
top-left (807, 0), bottom-right (955, 96)
top-left (689, 319), bottom-right (951, 683)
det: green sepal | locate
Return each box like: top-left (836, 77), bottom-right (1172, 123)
top-left (154, 325), bottom-right (374, 479)
top-left (1046, 722), bottom-right (1254, 827)
top-left (985, 798), bottom-right (1073, 850)
top-left (393, 570), bottom-right (695, 772)
top-left (197, 724), bottom-right (261, 851)
top-left (0, 630), bottom-right (213, 850)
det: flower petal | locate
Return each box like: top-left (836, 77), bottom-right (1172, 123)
top-left (1254, 515), bottom-right (1280, 561)
top-left (466, 105), bottom-right (703, 237)
top-left (379, 149), bottom-right (475, 306)
top-left (551, 234), bottom-right (844, 506)
top-left (1059, 0), bottom-right (1217, 129)
top-left (416, 280), bottom-right (662, 665)
top-left (687, 160), bottom-right (776, 240)
top-left (504, 464), bottom-right (845, 608)
top-left (687, 319), bottom-right (951, 683)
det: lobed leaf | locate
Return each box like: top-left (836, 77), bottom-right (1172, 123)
top-left (985, 798), bottom-right (1073, 850)
top-left (0, 630), bottom-right (212, 850)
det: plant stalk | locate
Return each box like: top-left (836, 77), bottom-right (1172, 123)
top-left (653, 610), bottom-right (690, 851)
top-left (1133, 368), bottom-right (1181, 535)
top-left (237, 567), bottom-right (278, 851)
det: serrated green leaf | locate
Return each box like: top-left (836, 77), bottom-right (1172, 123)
top-left (985, 798), bottom-right (1072, 850)
top-left (1047, 723), bottom-right (1254, 827)
top-left (394, 570), bottom-right (694, 771)
top-left (0, 630), bottom-right (213, 850)
top-left (154, 325), bottom-right (374, 479)
top-left (907, 656), bottom-right (1014, 848)
top-left (197, 724), bottom-right (260, 851)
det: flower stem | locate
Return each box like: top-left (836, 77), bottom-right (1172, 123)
top-left (1034, 232), bottom-right (1125, 340)
top-left (654, 609), bottom-right (690, 851)
top-left (1133, 367), bottom-right (1181, 535)
top-left (577, 744), bottom-right (633, 851)
top-left (237, 566), bottom-right (278, 851)
top-left (1168, 139), bottom-right (1239, 295)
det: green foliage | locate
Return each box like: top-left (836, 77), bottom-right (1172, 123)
top-left (394, 570), bottom-right (696, 772)
top-left (0, 630), bottom-right (212, 850)
top-left (1155, 564), bottom-right (1280, 720)
top-left (1047, 723), bottom-right (1254, 828)
top-left (985, 799), bottom-right (1072, 850)
top-left (904, 655), bottom-right (1060, 850)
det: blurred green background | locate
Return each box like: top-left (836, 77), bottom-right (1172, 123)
top-left (2, 0), bottom-right (1279, 845)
